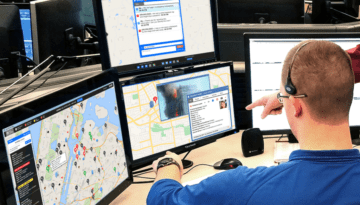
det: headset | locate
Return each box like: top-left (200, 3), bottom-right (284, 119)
top-left (285, 41), bottom-right (353, 95)
top-left (285, 42), bottom-right (312, 95)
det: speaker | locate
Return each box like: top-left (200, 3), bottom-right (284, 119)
top-left (241, 128), bottom-right (264, 157)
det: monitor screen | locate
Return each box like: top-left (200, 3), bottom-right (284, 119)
top-left (95, 0), bottom-right (218, 74)
top-left (121, 63), bottom-right (236, 162)
top-left (246, 34), bottom-right (360, 133)
top-left (19, 9), bottom-right (33, 61)
top-left (1, 82), bottom-right (129, 205)
top-left (30, 0), bottom-right (91, 65)
top-left (217, 0), bottom-right (304, 24)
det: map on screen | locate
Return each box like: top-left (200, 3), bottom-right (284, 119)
top-left (122, 66), bottom-right (236, 160)
top-left (3, 83), bottom-right (128, 205)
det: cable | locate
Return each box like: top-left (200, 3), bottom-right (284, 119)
top-left (16, 54), bottom-right (37, 66)
top-left (132, 180), bottom-right (154, 184)
top-left (132, 167), bottom-right (153, 175)
top-left (11, 61), bottom-right (68, 100)
top-left (263, 137), bottom-right (282, 139)
top-left (133, 170), bottom-right (154, 177)
top-left (133, 176), bottom-right (155, 180)
top-left (183, 164), bottom-right (213, 175)
top-left (277, 134), bottom-right (284, 141)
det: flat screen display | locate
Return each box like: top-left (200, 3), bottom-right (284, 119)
top-left (2, 82), bottom-right (128, 205)
top-left (248, 37), bottom-right (360, 132)
top-left (122, 65), bottom-right (235, 160)
top-left (96, 0), bottom-right (217, 73)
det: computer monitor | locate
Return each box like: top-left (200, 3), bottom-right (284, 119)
top-left (92, 0), bottom-right (220, 76)
top-left (0, 5), bottom-right (26, 79)
top-left (0, 3), bottom-right (34, 62)
top-left (310, 0), bottom-right (360, 24)
top-left (0, 70), bottom-right (131, 204)
top-left (217, 0), bottom-right (305, 24)
top-left (117, 62), bottom-right (238, 170)
top-left (30, 0), bottom-right (95, 66)
top-left (244, 33), bottom-right (360, 135)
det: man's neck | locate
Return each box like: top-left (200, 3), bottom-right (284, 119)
top-left (296, 120), bottom-right (353, 150)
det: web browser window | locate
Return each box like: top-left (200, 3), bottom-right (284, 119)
top-left (188, 86), bottom-right (232, 141)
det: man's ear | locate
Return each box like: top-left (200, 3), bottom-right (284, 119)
top-left (289, 96), bottom-right (302, 117)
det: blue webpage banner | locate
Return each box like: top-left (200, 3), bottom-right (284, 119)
top-left (187, 86), bottom-right (230, 99)
top-left (8, 131), bottom-right (31, 144)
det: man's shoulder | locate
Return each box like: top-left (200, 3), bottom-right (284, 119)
top-left (239, 161), bottom-right (298, 178)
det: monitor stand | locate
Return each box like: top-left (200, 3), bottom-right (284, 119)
top-left (182, 150), bottom-right (194, 169)
top-left (351, 129), bottom-right (360, 146)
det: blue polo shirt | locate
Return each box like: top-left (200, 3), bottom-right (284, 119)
top-left (147, 149), bottom-right (360, 205)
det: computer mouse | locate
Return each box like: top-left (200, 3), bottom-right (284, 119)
top-left (213, 158), bottom-right (242, 170)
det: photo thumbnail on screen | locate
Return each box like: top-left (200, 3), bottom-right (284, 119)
top-left (219, 100), bottom-right (227, 109)
top-left (157, 75), bottom-right (210, 121)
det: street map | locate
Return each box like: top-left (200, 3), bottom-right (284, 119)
top-left (122, 66), bottom-right (235, 160)
top-left (23, 84), bottom-right (127, 205)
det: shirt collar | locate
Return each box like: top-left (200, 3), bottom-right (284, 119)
top-left (289, 149), bottom-right (360, 162)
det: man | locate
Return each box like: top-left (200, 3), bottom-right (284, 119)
top-left (220, 101), bottom-right (226, 109)
top-left (246, 43), bottom-right (360, 119)
top-left (147, 41), bottom-right (360, 204)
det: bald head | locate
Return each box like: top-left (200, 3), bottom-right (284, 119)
top-left (281, 40), bottom-right (354, 124)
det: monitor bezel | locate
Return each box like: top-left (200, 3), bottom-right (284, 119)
top-left (117, 62), bottom-right (239, 171)
top-left (244, 32), bottom-right (360, 135)
top-left (0, 2), bottom-right (30, 10)
top-left (92, 0), bottom-right (220, 77)
top-left (0, 69), bottom-right (132, 205)
top-left (217, 0), bottom-right (305, 24)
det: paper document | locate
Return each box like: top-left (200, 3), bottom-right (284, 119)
top-left (274, 141), bottom-right (300, 163)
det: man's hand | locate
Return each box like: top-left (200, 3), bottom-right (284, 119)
top-left (245, 92), bottom-right (283, 119)
top-left (152, 151), bottom-right (184, 183)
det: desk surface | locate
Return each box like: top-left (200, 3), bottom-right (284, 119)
top-left (110, 131), bottom-right (279, 205)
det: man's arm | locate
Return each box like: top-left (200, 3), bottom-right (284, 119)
top-left (245, 92), bottom-right (283, 119)
top-left (154, 164), bottom-right (181, 184)
top-left (152, 151), bottom-right (183, 183)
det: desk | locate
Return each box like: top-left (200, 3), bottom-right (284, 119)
top-left (110, 131), bottom-right (279, 204)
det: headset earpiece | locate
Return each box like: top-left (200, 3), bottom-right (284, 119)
top-left (286, 42), bottom-right (312, 95)
top-left (285, 77), bottom-right (297, 95)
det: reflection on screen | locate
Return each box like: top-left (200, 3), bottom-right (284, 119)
top-left (2, 83), bottom-right (128, 205)
top-left (249, 38), bottom-right (360, 131)
top-left (122, 66), bottom-right (236, 160)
